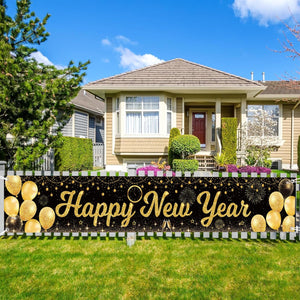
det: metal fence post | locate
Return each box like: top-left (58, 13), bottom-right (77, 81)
top-left (0, 161), bottom-right (7, 234)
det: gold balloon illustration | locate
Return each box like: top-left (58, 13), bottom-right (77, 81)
top-left (251, 214), bottom-right (266, 232)
top-left (4, 196), bottom-right (19, 216)
top-left (5, 215), bottom-right (23, 232)
top-left (21, 181), bottom-right (38, 201)
top-left (269, 192), bottom-right (284, 212)
top-left (20, 200), bottom-right (37, 221)
top-left (282, 216), bottom-right (295, 232)
top-left (39, 207), bottom-right (55, 230)
top-left (266, 210), bottom-right (281, 230)
top-left (25, 219), bottom-right (41, 233)
top-left (284, 196), bottom-right (295, 216)
top-left (278, 179), bottom-right (294, 198)
top-left (5, 175), bottom-right (22, 196)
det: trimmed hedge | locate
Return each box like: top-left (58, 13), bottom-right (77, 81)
top-left (221, 118), bottom-right (237, 165)
top-left (55, 137), bottom-right (93, 171)
top-left (172, 159), bottom-right (199, 173)
top-left (168, 127), bottom-right (181, 167)
top-left (170, 134), bottom-right (200, 159)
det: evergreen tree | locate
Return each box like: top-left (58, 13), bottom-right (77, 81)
top-left (0, 0), bottom-right (89, 170)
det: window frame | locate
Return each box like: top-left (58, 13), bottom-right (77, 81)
top-left (125, 96), bottom-right (160, 135)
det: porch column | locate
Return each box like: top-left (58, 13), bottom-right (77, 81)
top-left (241, 98), bottom-right (247, 126)
top-left (239, 98), bottom-right (247, 159)
top-left (215, 100), bottom-right (221, 154)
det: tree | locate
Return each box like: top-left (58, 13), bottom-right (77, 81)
top-left (241, 107), bottom-right (280, 167)
top-left (0, 0), bottom-right (89, 170)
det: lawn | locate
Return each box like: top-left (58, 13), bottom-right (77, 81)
top-left (0, 237), bottom-right (299, 299)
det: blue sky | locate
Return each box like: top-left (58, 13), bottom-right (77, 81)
top-left (6, 0), bottom-right (300, 83)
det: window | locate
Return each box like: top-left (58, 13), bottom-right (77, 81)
top-left (167, 98), bottom-right (172, 134)
top-left (211, 113), bottom-right (215, 142)
top-left (116, 98), bottom-right (120, 134)
top-left (126, 96), bottom-right (159, 134)
top-left (247, 105), bottom-right (279, 137)
top-left (74, 111), bottom-right (88, 138)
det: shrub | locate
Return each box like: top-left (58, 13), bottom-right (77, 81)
top-left (221, 118), bottom-right (237, 164)
top-left (245, 146), bottom-right (272, 168)
top-left (170, 134), bottom-right (200, 159)
top-left (172, 159), bottom-right (199, 173)
top-left (168, 128), bottom-right (181, 167)
top-left (55, 137), bottom-right (93, 171)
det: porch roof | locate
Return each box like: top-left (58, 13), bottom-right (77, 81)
top-left (84, 58), bottom-right (265, 97)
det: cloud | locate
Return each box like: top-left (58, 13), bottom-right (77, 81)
top-left (30, 51), bottom-right (53, 65)
top-left (115, 35), bottom-right (136, 45)
top-left (101, 38), bottom-right (111, 46)
top-left (115, 46), bottom-right (164, 70)
top-left (233, 0), bottom-right (300, 26)
top-left (29, 51), bottom-right (65, 69)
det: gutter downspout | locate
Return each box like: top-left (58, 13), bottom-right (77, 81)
top-left (291, 100), bottom-right (300, 169)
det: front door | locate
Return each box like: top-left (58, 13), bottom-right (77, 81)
top-left (192, 112), bottom-right (206, 147)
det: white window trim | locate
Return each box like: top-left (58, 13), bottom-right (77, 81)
top-left (74, 110), bottom-right (89, 139)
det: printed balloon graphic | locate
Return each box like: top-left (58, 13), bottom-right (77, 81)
top-left (282, 216), bottom-right (295, 232)
top-left (284, 196), bottom-right (295, 216)
top-left (39, 207), bottom-right (55, 230)
top-left (251, 214), bottom-right (266, 232)
top-left (21, 181), bottom-right (38, 201)
top-left (268, 192), bottom-right (283, 212)
top-left (5, 175), bottom-right (22, 196)
top-left (4, 196), bottom-right (19, 216)
top-left (5, 216), bottom-right (23, 232)
top-left (266, 210), bottom-right (281, 230)
top-left (278, 179), bottom-right (294, 198)
top-left (20, 200), bottom-right (37, 221)
top-left (25, 219), bottom-right (41, 233)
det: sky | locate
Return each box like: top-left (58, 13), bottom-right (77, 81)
top-left (6, 0), bottom-right (300, 84)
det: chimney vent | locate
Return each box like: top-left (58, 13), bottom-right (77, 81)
top-left (251, 72), bottom-right (254, 81)
top-left (262, 72), bottom-right (265, 82)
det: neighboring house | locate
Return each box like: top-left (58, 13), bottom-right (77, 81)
top-left (83, 58), bottom-right (300, 171)
top-left (55, 89), bottom-right (105, 167)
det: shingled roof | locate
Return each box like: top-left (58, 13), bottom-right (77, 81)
top-left (71, 90), bottom-right (104, 115)
top-left (85, 58), bottom-right (264, 89)
top-left (261, 81), bottom-right (300, 95)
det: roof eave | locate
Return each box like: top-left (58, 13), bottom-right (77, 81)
top-left (83, 85), bottom-right (265, 98)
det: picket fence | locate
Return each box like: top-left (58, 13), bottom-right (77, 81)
top-left (0, 161), bottom-right (299, 242)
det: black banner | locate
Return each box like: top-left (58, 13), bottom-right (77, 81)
top-left (4, 176), bottom-right (296, 232)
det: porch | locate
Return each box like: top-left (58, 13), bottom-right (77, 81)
top-left (183, 98), bottom-right (246, 170)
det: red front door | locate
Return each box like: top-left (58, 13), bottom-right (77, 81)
top-left (192, 112), bottom-right (206, 147)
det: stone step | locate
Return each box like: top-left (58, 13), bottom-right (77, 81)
top-left (188, 155), bottom-right (216, 171)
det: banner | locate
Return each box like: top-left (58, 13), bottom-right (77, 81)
top-left (3, 176), bottom-right (296, 233)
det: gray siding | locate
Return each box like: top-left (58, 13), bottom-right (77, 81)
top-left (74, 111), bottom-right (88, 138)
top-left (61, 116), bottom-right (73, 136)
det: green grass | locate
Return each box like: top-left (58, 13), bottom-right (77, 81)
top-left (0, 237), bottom-right (299, 299)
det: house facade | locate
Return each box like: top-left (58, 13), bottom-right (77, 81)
top-left (84, 59), bottom-right (300, 171)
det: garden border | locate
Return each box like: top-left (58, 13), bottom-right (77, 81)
top-left (0, 164), bottom-right (299, 241)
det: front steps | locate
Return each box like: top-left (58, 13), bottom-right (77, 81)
top-left (187, 154), bottom-right (216, 171)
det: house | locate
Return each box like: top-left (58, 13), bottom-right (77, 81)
top-left (83, 58), bottom-right (300, 171)
top-left (52, 89), bottom-right (105, 167)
